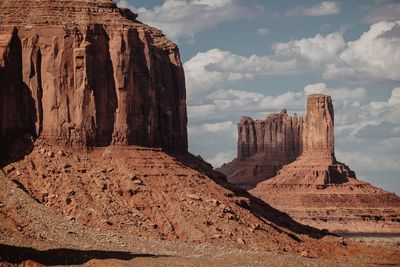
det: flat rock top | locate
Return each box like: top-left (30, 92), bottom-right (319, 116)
top-left (0, 0), bottom-right (176, 50)
top-left (1, 0), bottom-right (121, 25)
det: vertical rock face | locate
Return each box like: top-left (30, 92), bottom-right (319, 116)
top-left (0, 29), bottom-right (36, 147)
top-left (219, 94), bottom-right (355, 187)
top-left (272, 94), bottom-right (355, 185)
top-left (219, 109), bottom-right (303, 187)
top-left (0, 0), bottom-right (187, 152)
top-left (238, 110), bottom-right (303, 161)
top-left (303, 94), bottom-right (335, 160)
top-left (250, 95), bottom-right (400, 235)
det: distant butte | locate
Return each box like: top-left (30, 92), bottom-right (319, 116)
top-left (219, 95), bottom-right (355, 188)
top-left (220, 94), bottom-right (400, 234)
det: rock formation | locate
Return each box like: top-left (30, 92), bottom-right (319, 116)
top-left (219, 94), bottom-right (356, 187)
top-left (269, 94), bottom-right (356, 186)
top-left (237, 110), bottom-right (303, 161)
top-left (219, 110), bottom-right (303, 187)
top-left (249, 95), bottom-right (400, 235)
top-left (0, 0), bottom-right (187, 153)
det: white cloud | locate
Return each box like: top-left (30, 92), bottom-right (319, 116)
top-left (336, 148), bottom-right (400, 172)
top-left (207, 151), bottom-right (236, 168)
top-left (324, 21), bottom-right (400, 81)
top-left (285, 1), bottom-right (340, 17)
top-left (257, 28), bottom-right (269, 37)
top-left (184, 49), bottom-right (301, 104)
top-left (274, 32), bottom-right (345, 65)
top-left (332, 87), bottom-right (400, 139)
top-left (188, 89), bottom-right (306, 124)
top-left (117, 0), bottom-right (264, 40)
top-left (362, 3), bottom-right (400, 23)
top-left (188, 121), bottom-right (237, 167)
top-left (184, 20), bottom-right (400, 94)
top-left (304, 83), bottom-right (366, 100)
top-left (183, 32), bottom-right (356, 105)
top-left (360, 87), bottom-right (400, 125)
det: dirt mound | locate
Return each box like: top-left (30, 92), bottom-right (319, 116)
top-left (3, 140), bottom-right (331, 253)
top-left (2, 143), bottom-right (400, 266)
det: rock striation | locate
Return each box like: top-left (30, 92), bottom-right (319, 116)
top-left (237, 110), bottom-right (303, 161)
top-left (219, 110), bottom-right (303, 187)
top-left (271, 94), bottom-right (355, 185)
top-left (0, 0), bottom-right (187, 152)
top-left (219, 95), bottom-right (355, 187)
top-left (250, 95), bottom-right (400, 235)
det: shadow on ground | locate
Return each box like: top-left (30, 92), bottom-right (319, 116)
top-left (173, 152), bottom-right (333, 241)
top-left (0, 244), bottom-right (164, 265)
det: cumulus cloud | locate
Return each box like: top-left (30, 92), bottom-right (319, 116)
top-left (337, 147), bottom-right (400, 173)
top-left (360, 87), bottom-right (400, 125)
top-left (304, 83), bottom-right (366, 100)
top-left (324, 21), bottom-right (400, 81)
top-left (184, 20), bottom-right (400, 96)
top-left (188, 89), bottom-right (305, 124)
top-left (184, 33), bottom-right (351, 105)
top-left (333, 87), bottom-right (400, 139)
top-left (117, 0), bottom-right (264, 40)
top-left (274, 32), bottom-right (345, 65)
top-left (285, 1), bottom-right (340, 17)
top-left (184, 49), bottom-right (301, 104)
top-left (362, 2), bottom-right (400, 23)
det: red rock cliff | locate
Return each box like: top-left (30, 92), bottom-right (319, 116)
top-left (219, 109), bottom-right (303, 187)
top-left (238, 110), bottom-right (303, 161)
top-left (219, 94), bottom-right (355, 187)
top-left (303, 94), bottom-right (335, 160)
top-left (0, 0), bottom-right (187, 152)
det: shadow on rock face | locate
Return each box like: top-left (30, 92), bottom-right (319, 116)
top-left (0, 244), bottom-right (164, 266)
top-left (0, 29), bottom-right (36, 168)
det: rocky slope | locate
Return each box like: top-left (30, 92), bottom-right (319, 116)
top-left (2, 166), bottom-right (400, 266)
top-left (2, 140), bottom-right (337, 253)
top-left (249, 95), bottom-right (400, 234)
top-left (0, 0), bottom-right (187, 155)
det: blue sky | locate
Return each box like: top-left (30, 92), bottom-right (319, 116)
top-left (118, 0), bottom-right (400, 194)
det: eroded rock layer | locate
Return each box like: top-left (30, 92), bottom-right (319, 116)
top-left (219, 110), bottom-right (304, 187)
top-left (219, 95), bottom-right (356, 187)
top-left (250, 95), bottom-right (400, 234)
top-left (0, 0), bottom-right (187, 152)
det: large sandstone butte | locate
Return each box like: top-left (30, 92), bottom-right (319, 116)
top-left (218, 110), bottom-right (303, 187)
top-left (219, 95), bottom-right (356, 188)
top-left (248, 95), bottom-right (400, 235)
top-left (0, 0), bottom-right (187, 154)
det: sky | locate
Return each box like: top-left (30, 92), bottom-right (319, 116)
top-left (117, 0), bottom-right (400, 194)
